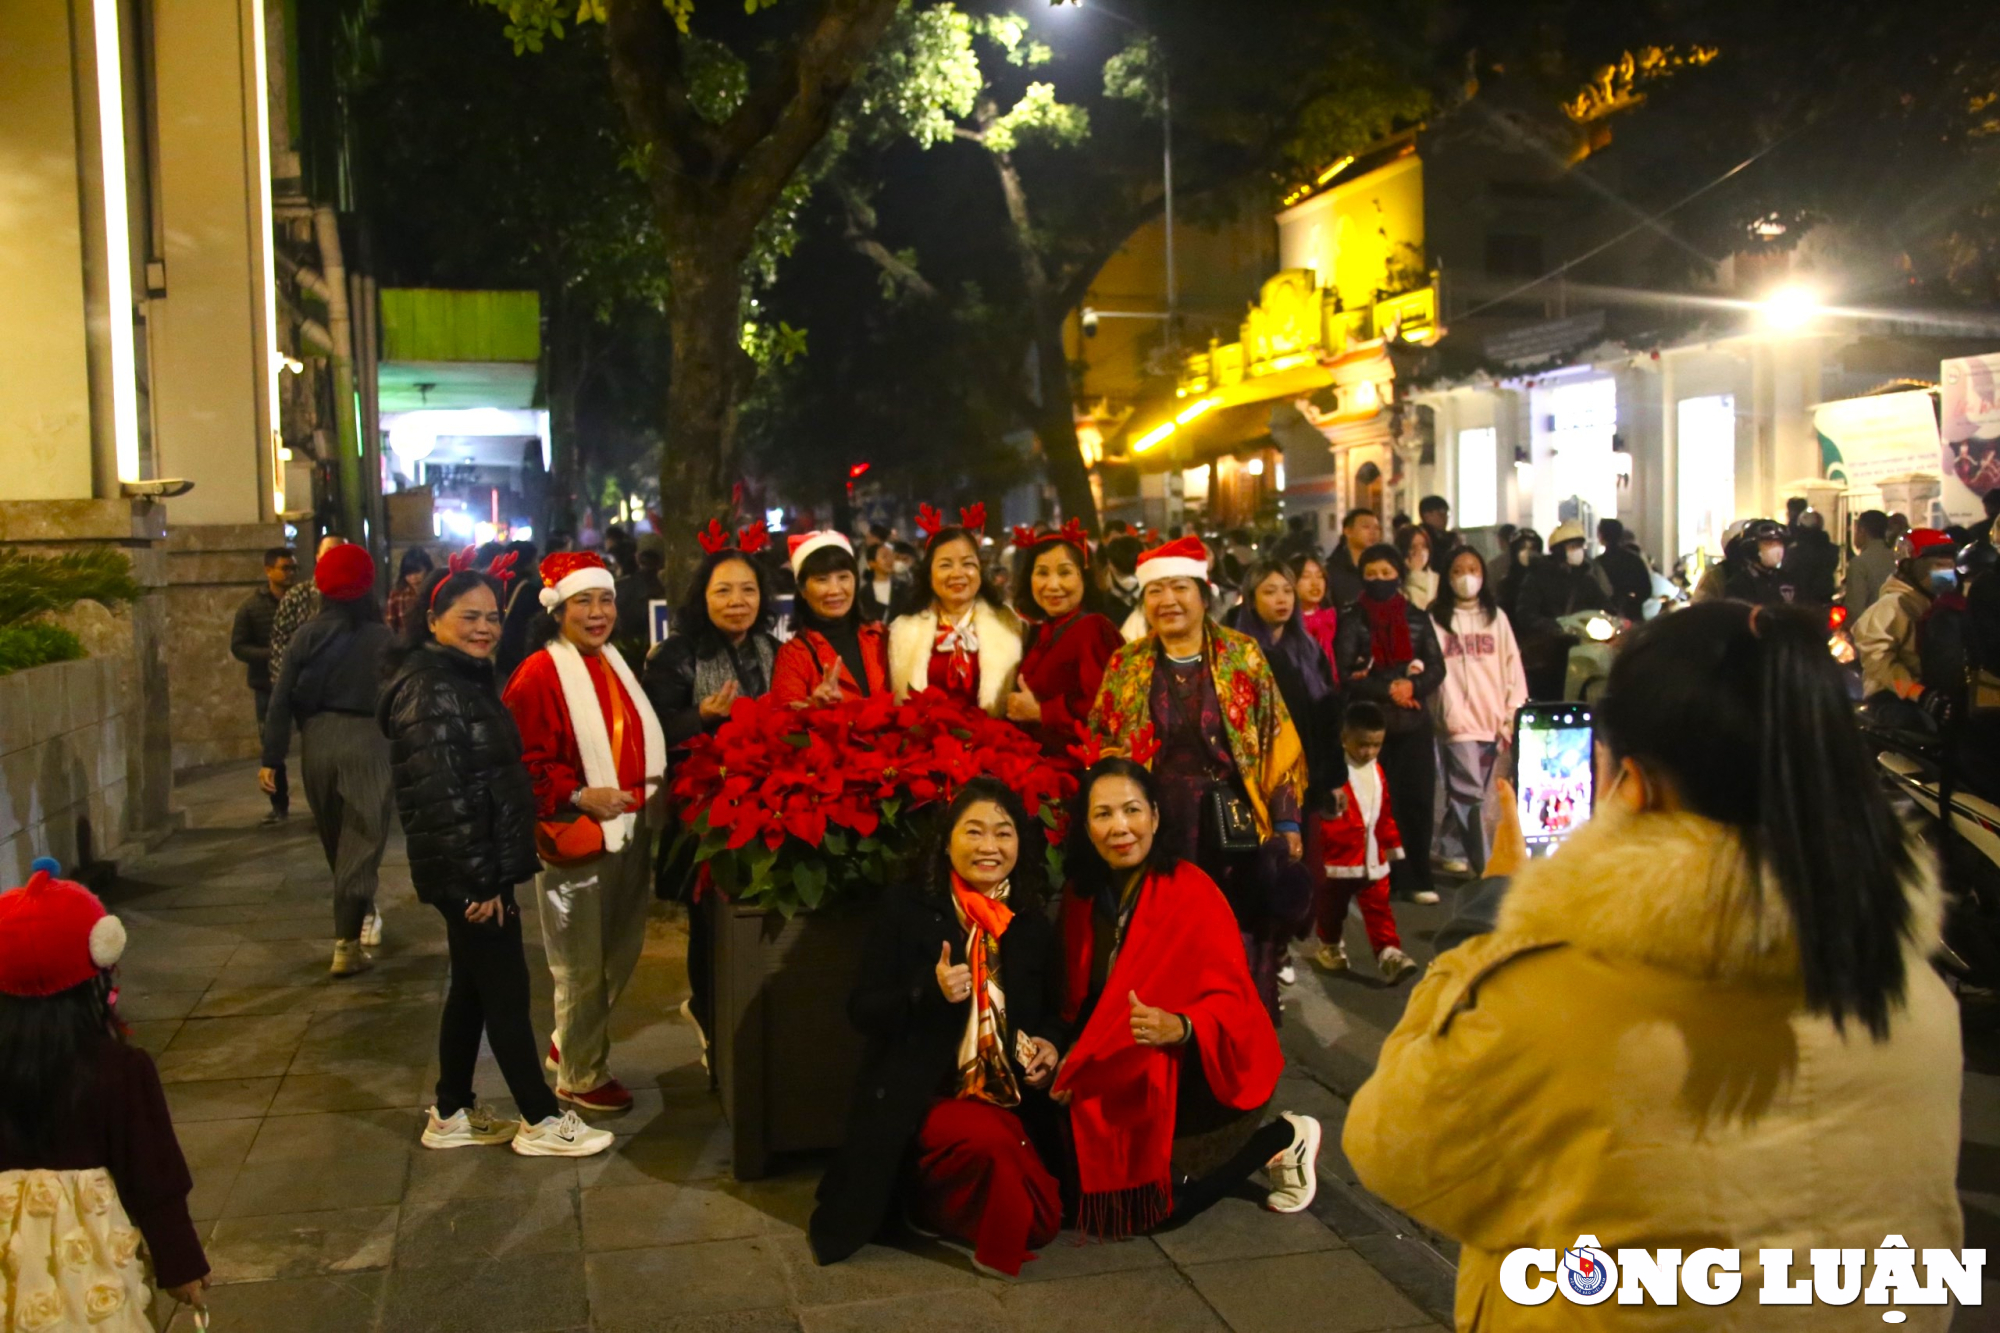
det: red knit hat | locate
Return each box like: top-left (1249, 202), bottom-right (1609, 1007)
top-left (1135, 534), bottom-right (1211, 586)
top-left (314, 543), bottom-right (376, 601)
top-left (0, 858), bottom-right (127, 998)
top-left (537, 550), bottom-right (616, 611)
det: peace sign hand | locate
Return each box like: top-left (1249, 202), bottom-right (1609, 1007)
top-left (807, 658), bottom-right (844, 708)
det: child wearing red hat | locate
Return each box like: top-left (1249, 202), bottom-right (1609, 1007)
top-left (0, 859), bottom-right (210, 1329)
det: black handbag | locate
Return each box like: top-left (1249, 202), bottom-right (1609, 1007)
top-left (1201, 781), bottom-right (1262, 860)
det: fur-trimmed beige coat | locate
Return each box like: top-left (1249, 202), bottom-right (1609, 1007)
top-left (1344, 808), bottom-right (1962, 1331)
top-left (886, 601), bottom-right (1023, 717)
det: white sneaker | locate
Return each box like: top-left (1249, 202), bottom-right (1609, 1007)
top-left (421, 1103), bottom-right (519, 1150)
top-left (1410, 890), bottom-right (1441, 905)
top-left (1435, 857), bottom-right (1471, 875)
top-left (1312, 942), bottom-right (1349, 974)
top-left (329, 939), bottom-right (371, 977)
top-left (1264, 1112), bottom-right (1321, 1213)
top-left (1378, 947), bottom-right (1420, 984)
top-left (511, 1111), bottom-right (615, 1158)
top-left (1276, 962), bottom-right (1296, 987)
top-left (360, 910), bottom-right (383, 948)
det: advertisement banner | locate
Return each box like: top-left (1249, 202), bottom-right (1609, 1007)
top-left (1813, 390), bottom-right (1943, 521)
top-left (1942, 352), bottom-right (2000, 523)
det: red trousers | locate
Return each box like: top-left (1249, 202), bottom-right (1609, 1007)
top-left (1315, 873), bottom-right (1402, 955)
top-left (913, 1097), bottom-right (1061, 1277)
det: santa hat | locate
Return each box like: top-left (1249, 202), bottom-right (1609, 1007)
top-left (786, 530), bottom-right (853, 578)
top-left (1135, 534), bottom-right (1211, 587)
top-left (537, 551), bottom-right (617, 611)
top-left (0, 858), bottom-right (126, 998)
top-left (313, 544), bottom-right (375, 602)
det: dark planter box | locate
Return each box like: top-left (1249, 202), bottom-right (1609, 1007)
top-left (711, 899), bottom-right (871, 1180)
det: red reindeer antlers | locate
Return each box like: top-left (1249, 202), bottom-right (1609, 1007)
top-left (697, 520), bottom-right (732, 554)
top-left (915, 503), bottom-right (945, 540)
top-left (698, 518), bottom-right (772, 555)
top-left (1011, 524), bottom-right (1039, 548)
top-left (918, 502), bottom-right (987, 544)
top-left (1127, 723), bottom-right (1161, 768)
top-left (486, 551), bottom-right (520, 587)
top-left (737, 520), bottom-right (770, 555)
top-left (1065, 723), bottom-right (1161, 770)
top-left (959, 503), bottom-right (986, 533)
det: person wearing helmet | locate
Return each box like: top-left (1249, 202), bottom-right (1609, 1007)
top-left (1781, 510), bottom-right (1839, 609)
top-left (1720, 519), bottom-right (1795, 607)
top-left (1511, 521), bottom-right (1610, 701)
top-left (1852, 528), bottom-right (1959, 725)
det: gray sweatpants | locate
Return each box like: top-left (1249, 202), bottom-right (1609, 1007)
top-left (536, 820), bottom-right (652, 1093)
top-left (300, 712), bottom-right (393, 940)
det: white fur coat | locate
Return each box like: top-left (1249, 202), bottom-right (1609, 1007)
top-left (887, 601), bottom-right (1023, 716)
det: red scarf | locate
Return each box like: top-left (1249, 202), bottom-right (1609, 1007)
top-left (1361, 591), bottom-right (1414, 671)
top-left (1053, 863), bottom-right (1283, 1238)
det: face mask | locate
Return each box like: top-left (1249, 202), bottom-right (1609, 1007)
top-left (1759, 543), bottom-right (1785, 569)
top-left (1929, 567), bottom-right (1959, 595)
top-left (1451, 573), bottom-right (1483, 601)
top-left (1362, 578), bottom-right (1401, 602)
top-left (1565, 547), bottom-right (1585, 567)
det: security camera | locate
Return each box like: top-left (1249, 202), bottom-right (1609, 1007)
top-left (120, 479), bottom-right (196, 498)
top-left (1081, 306), bottom-right (1099, 339)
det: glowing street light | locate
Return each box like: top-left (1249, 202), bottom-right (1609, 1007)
top-left (1758, 284), bottom-right (1821, 332)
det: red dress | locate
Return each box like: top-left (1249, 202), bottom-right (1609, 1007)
top-left (924, 614), bottom-right (981, 708)
top-left (769, 623), bottom-right (890, 707)
top-left (1016, 612), bottom-right (1125, 763)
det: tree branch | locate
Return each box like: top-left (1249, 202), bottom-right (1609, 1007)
top-left (840, 186), bottom-right (939, 300)
top-left (601, 0), bottom-right (701, 185)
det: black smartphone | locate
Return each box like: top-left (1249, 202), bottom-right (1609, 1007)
top-left (1514, 702), bottom-right (1595, 858)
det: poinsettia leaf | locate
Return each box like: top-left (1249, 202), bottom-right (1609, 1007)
top-left (793, 859), bottom-right (827, 909)
top-left (1038, 803), bottom-right (1059, 829)
top-left (1045, 844), bottom-right (1065, 886)
top-left (881, 797), bottom-right (901, 820)
top-left (856, 837), bottom-right (879, 853)
top-left (823, 830), bottom-right (848, 856)
top-left (784, 733), bottom-right (810, 748)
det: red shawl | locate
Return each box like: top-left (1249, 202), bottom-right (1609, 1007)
top-left (1053, 862), bottom-right (1283, 1238)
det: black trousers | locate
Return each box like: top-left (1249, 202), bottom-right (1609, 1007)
top-left (435, 903), bottom-right (559, 1125)
top-left (1168, 1119), bottom-right (1296, 1223)
top-left (1380, 727), bottom-right (1436, 898)
top-left (252, 689), bottom-right (289, 814)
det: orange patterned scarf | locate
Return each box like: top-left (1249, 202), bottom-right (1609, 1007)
top-left (950, 873), bottom-right (1020, 1107)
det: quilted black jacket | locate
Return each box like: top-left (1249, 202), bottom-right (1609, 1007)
top-left (377, 643), bottom-right (541, 909)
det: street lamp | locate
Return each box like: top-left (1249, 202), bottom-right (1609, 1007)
top-left (1758, 283), bottom-right (1822, 332)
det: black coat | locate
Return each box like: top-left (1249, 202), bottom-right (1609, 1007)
top-left (1780, 530), bottom-right (1839, 608)
top-left (641, 631), bottom-right (779, 748)
top-left (1325, 543), bottom-right (1366, 609)
top-left (1333, 598), bottom-right (1446, 736)
top-left (808, 884), bottom-right (1062, 1266)
top-left (1597, 544), bottom-right (1653, 620)
top-left (1511, 557), bottom-right (1609, 673)
top-left (1721, 560), bottom-right (1797, 607)
top-left (377, 643), bottom-right (541, 911)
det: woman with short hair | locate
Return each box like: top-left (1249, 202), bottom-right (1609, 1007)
top-left (770, 532), bottom-right (890, 707)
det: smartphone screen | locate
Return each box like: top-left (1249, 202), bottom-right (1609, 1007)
top-left (1515, 703), bottom-right (1595, 857)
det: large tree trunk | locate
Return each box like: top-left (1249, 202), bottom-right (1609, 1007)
top-left (544, 289), bottom-right (585, 542)
top-left (656, 239), bottom-right (748, 582)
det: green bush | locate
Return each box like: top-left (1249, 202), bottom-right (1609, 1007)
top-left (0, 547), bottom-right (143, 627)
top-left (0, 621), bottom-right (85, 676)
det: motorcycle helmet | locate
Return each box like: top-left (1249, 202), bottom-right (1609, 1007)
top-left (1959, 539), bottom-right (1999, 583)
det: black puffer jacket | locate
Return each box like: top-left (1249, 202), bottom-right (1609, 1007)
top-left (377, 643), bottom-right (540, 910)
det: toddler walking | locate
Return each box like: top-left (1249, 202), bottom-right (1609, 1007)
top-left (0, 858), bottom-right (209, 1330)
top-left (1312, 703), bottom-right (1419, 984)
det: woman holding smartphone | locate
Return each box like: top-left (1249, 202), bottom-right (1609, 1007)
top-left (1344, 602), bottom-right (1961, 1328)
top-left (380, 567), bottom-right (613, 1158)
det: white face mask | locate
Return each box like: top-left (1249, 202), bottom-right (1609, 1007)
top-left (1565, 546), bottom-right (1586, 567)
top-left (1759, 542), bottom-right (1785, 569)
top-left (1451, 572), bottom-right (1483, 601)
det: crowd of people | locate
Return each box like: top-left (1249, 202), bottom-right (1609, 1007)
top-left (0, 490), bottom-right (1977, 1326)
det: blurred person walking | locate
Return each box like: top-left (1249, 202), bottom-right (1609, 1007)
top-left (232, 545), bottom-right (297, 825)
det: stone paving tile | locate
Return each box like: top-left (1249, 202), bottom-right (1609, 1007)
top-left (403, 1143), bottom-right (580, 1205)
top-left (223, 1146), bottom-right (412, 1218)
top-left (1150, 1195), bottom-right (1345, 1267)
top-left (161, 1271), bottom-right (385, 1332)
top-left (174, 1118), bottom-right (261, 1223)
top-left (246, 1108), bottom-right (421, 1163)
top-left (396, 1187), bottom-right (581, 1265)
top-left (269, 1064), bottom-right (435, 1115)
top-left (1007, 1233), bottom-right (1173, 1285)
top-left (156, 1013), bottom-right (314, 1081)
top-left (996, 1268), bottom-right (1231, 1333)
top-left (573, 1117), bottom-right (733, 1189)
top-left (164, 1076), bottom-right (281, 1123)
top-left (124, 1019), bottom-right (183, 1055)
top-left (1185, 1250), bottom-right (1432, 1333)
top-left (116, 988), bottom-right (207, 1021)
top-left (204, 1205), bottom-right (400, 1283)
top-left (381, 1252), bottom-right (589, 1333)
top-left (794, 1288), bottom-right (1010, 1333)
top-left (581, 1181), bottom-right (784, 1251)
top-left (772, 1232), bottom-right (983, 1307)
top-left (585, 1239), bottom-right (792, 1329)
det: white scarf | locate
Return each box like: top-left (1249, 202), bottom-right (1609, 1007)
top-left (935, 606), bottom-right (981, 657)
top-left (545, 637), bottom-right (666, 853)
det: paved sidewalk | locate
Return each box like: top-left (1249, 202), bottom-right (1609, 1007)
top-left (105, 764), bottom-right (1447, 1333)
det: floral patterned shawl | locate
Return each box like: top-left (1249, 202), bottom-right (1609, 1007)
top-left (1087, 622), bottom-right (1308, 839)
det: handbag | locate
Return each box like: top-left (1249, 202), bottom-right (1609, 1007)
top-left (1200, 780), bottom-right (1262, 860)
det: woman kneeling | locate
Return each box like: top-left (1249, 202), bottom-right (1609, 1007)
top-left (811, 779), bottom-right (1064, 1277)
top-left (1053, 758), bottom-right (1321, 1237)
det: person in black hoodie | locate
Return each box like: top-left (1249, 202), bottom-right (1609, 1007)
top-left (378, 568), bottom-right (614, 1159)
top-left (1334, 544), bottom-right (1446, 903)
top-left (1496, 528), bottom-right (1545, 622)
top-left (810, 779), bottom-right (1064, 1278)
top-left (1511, 521), bottom-right (1608, 701)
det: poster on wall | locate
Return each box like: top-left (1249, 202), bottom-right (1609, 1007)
top-left (1813, 390), bottom-right (1944, 522)
top-left (1942, 353), bottom-right (2000, 524)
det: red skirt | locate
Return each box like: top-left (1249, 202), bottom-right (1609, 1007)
top-left (912, 1097), bottom-right (1061, 1276)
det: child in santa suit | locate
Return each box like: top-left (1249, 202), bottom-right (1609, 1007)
top-left (1311, 702), bottom-right (1419, 984)
top-left (0, 859), bottom-right (210, 1330)
top-left (504, 551), bottom-right (667, 1113)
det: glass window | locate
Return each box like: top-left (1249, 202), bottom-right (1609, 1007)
top-left (1457, 426), bottom-right (1498, 528)
top-left (1677, 394), bottom-right (1736, 564)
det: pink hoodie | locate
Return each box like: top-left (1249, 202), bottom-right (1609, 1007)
top-left (1436, 604), bottom-right (1528, 743)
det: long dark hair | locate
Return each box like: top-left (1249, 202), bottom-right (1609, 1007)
top-left (674, 550), bottom-right (774, 656)
top-left (1431, 546), bottom-right (1500, 633)
top-left (795, 544), bottom-right (864, 634)
top-left (387, 569), bottom-right (502, 671)
top-left (1013, 537), bottom-right (1106, 623)
top-left (927, 777), bottom-right (1045, 913)
top-left (0, 975), bottom-right (120, 1155)
top-left (1287, 552), bottom-right (1329, 610)
top-left (1601, 602), bottom-right (1916, 1039)
top-left (1062, 758), bottom-right (1180, 898)
top-left (896, 528), bottom-right (1005, 619)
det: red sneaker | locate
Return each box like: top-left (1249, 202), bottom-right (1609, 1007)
top-left (557, 1079), bottom-right (633, 1112)
top-left (544, 1041), bottom-right (559, 1075)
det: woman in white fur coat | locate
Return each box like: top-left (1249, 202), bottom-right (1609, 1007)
top-left (887, 504), bottom-right (1022, 717)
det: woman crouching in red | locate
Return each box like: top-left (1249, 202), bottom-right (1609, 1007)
top-left (1053, 758), bottom-right (1322, 1237)
top-left (810, 779), bottom-right (1064, 1278)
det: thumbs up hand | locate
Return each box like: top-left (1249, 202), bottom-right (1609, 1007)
top-left (935, 941), bottom-right (973, 1004)
top-left (1005, 679), bottom-right (1043, 723)
top-left (1128, 991), bottom-right (1187, 1047)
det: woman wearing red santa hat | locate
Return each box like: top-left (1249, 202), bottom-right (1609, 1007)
top-left (770, 531), bottom-right (891, 707)
top-left (887, 504), bottom-right (1023, 716)
top-left (0, 858), bottom-right (211, 1328)
top-left (259, 542), bottom-right (396, 977)
top-left (503, 550), bottom-right (667, 1113)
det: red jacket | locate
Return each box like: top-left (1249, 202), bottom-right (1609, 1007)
top-left (769, 622), bottom-right (890, 707)
top-left (1017, 612), bottom-right (1125, 762)
top-left (1319, 762), bottom-right (1403, 880)
top-left (502, 647), bottom-right (647, 818)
